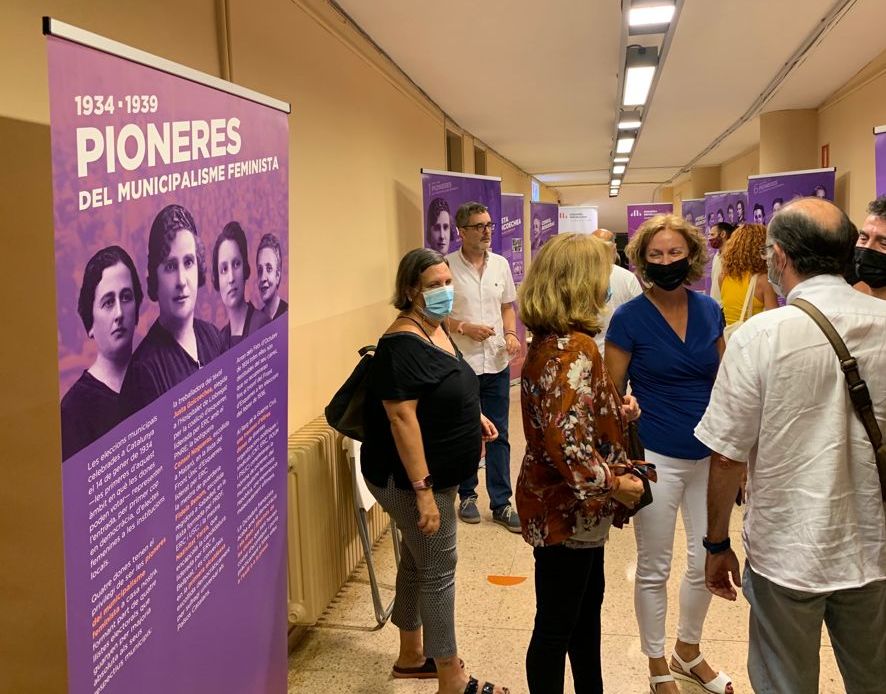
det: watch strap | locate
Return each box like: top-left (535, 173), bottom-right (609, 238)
top-left (703, 536), bottom-right (731, 554)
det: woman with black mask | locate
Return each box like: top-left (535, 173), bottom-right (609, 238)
top-left (604, 215), bottom-right (732, 694)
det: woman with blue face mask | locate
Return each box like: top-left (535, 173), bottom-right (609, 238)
top-left (360, 248), bottom-right (508, 694)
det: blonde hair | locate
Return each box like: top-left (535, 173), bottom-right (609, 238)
top-left (626, 213), bottom-right (708, 285)
top-left (519, 233), bottom-right (611, 336)
top-left (721, 223), bottom-right (767, 278)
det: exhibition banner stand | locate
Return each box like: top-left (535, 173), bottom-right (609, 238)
top-left (558, 205), bottom-right (599, 234)
top-left (681, 198), bottom-right (706, 229)
top-left (875, 125), bottom-right (886, 196)
top-left (747, 168), bottom-right (836, 225)
top-left (703, 190), bottom-right (747, 293)
top-left (501, 193), bottom-right (526, 382)
top-left (529, 201), bottom-right (559, 252)
top-left (627, 203), bottom-right (673, 241)
top-left (421, 169), bottom-right (502, 255)
top-left (46, 19), bottom-right (290, 694)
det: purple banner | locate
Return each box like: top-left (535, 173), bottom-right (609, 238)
top-left (48, 35), bottom-right (288, 694)
top-left (703, 190), bottom-right (747, 231)
top-left (627, 203), bottom-right (673, 240)
top-left (874, 126), bottom-right (886, 196)
top-left (747, 168), bottom-right (835, 225)
top-left (681, 198), bottom-right (705, 230)
top-left (530, 201), bottom-right (559, 252)
top-left (500, 194), bottom-right (525, 282)
top-left (421, 169), bottom-right (502, 255)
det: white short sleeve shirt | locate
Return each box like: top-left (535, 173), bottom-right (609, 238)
top-left (695, 275), bottom-right (886, 592)
top-left (596, 264), bottom-right (643, 355)
top-left (447, 250), bottom-right (517, 375)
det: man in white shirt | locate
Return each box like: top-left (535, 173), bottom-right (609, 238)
top-left (695, 197), bottom-right (886, 693)
top-left (591, 229), bottom-right (642, 356)
top-left (447, 202), bottom-right (521, 532)
top-left (707, 222), bottom-right (735, 303)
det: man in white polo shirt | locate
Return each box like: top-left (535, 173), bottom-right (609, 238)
top-left (591, 229), bottom-right (642, 357)
top-left (695, 197), bottom-right (886, 693)
top-left (447, 201), bottom-right (521, 532)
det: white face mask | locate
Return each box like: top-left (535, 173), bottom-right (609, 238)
top-left (767, 251), bottom-right (785, 298)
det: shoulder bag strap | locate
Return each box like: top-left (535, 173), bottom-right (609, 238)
top-left (792, 298), bottom-right (886, 501)
top-left (738, 273), bottom-right (758, 323)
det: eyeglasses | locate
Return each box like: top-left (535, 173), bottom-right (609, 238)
top-left (461, 222), bottom-right (496, 233)
top-left (759, 243), bottom-right (774, 260)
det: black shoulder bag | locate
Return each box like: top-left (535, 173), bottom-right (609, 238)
top-left (792, 298), bottom-right (886, 501)
top-left (324, 345), bottom-right (375, 442)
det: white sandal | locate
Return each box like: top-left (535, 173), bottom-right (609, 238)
top-left (649, 674), bottom-right (675, 693)
top-left (670, 651), bottom-right (733, 694)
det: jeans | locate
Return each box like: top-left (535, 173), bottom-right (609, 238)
top-left (459, 366), bottom-right (512, 510)
top-left (633, 449), bottom-right (712, 658)
top-left (526, 544), bottom-right (605, 694)
top-left (743, 564), bottom-right (886, 693)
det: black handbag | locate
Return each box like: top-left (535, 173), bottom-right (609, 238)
top-left (324, 345), bottom-right (375, 441)
top-left (625, 421), bottom-right (655, 512)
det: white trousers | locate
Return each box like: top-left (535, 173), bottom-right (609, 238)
top-left (633, 449), bottom-right (712, 658)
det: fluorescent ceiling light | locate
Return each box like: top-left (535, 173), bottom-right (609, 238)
top-left (623, 46), bottom-right (658, 106)
top-left (612, 164), bottom-right (626, 174)
top-left (629, 4), bottom-right (676, 27)
top-left (623, 66), bottom-right (655, 105)
top-left (610, 178), bottom-right (622, 186)
top-left (613, 156), bottom-right (630, 163)
top-left (618, 119), bottom-right (641, 130)
top-left (618, 108), bottom-right (643, 129)
top-left (616, 137), bottom-right (635, 154)
top-left (609, 189), bottom-right (619, 197)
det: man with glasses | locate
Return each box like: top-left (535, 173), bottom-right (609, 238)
top-left (446, 201), bottom-right (521, 532)
top-left (695, 197), bottom-right (886, 693)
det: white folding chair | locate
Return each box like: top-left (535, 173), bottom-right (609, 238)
top-left (343, 437), bottom-right (400, 627)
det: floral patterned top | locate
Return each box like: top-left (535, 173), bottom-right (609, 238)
top-left (516, 331), bottom-right (631, 547)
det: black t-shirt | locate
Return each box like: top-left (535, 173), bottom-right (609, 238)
top-left (60, 370), bottom-right (122, 461)
top-left (361, 332), bottom-right (481, 491)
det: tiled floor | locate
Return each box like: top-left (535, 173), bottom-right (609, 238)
top-left (289, 386), bottom-right (844, 693)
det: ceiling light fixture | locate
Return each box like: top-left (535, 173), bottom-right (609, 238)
top-left (618, 108), bottom-right (643, 129)
top-left (610, 178), bottom-right (622, 187)
top-left (616, 137), bottom-right (635, 154)
top-left (609, 189), bottom-right (619, 197)
top-left (612, 164), bottom-right (626, 175)
top-left (628, 3), bottom-right (675, 27)
top-left (623, 46), bottom-right (658, 106)
top-left (613, 156), bottom-right (630, 163)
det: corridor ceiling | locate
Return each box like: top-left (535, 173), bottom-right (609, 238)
top-left (335, 0), bottom-right (886, 204)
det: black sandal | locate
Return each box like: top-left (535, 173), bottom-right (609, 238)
top-left (464, 675), bottom-right (509, 694)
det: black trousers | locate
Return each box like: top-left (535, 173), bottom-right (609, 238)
top-left (526, 544), bottom-right (605, 694)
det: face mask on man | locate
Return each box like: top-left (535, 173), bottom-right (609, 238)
top-left (419, 285), bottom-right (455, 321)
top-left (709, 236), bottom-right (722, 250)
top-left (854, 247), bottom-right (886, 288)
top-left (767, 251), bottom-right (786, 298)
top-left (645, 257), bottom-right (690, 291)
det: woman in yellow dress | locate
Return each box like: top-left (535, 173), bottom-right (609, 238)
top-left (719, 223), bottom-right (779, 325)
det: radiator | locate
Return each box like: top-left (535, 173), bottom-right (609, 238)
top-left (287, 417), bottom-right (388, 624)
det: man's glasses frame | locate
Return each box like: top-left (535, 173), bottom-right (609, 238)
top-left (460, 222), bottom-right (496, 233)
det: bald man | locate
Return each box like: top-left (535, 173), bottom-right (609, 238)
top-left (591, 229), bottom-right (642, 356)
top-left (696, 197), bottom-right (886, 694)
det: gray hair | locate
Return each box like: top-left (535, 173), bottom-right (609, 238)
top-left (768, 198), bottom-right (857, 278)
top-left (392, 248), bottom-right (448, 310)
top-left (868, 194), bottom-right (886, 220)
top-left (455, 201), bottom-right (489, 229)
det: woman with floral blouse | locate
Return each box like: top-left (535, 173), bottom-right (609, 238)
top-left (517, 233), bottom-right (646, 694)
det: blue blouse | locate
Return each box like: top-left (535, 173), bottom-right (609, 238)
top-left (606, 290), bottom-right (723, 459)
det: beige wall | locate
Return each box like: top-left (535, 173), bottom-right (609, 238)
top-left (0, 0), bottom-right (555, 690)
top-left (818, 47), bottom-right (886, 221)
top-left (759, 109), bottom-right (819, 173)
top-left (720, 147), bottom-right (760, 191)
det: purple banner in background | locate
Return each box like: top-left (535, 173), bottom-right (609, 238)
top-left (681, 198), bottom-right (706, 230)
top-left (626, 203), bottom-right (673, 240)
top-left (875, 126), bottom-right (886, 196)
top-left (421, 170), bottom-right (502, 255)
top-left (703, 190), bottom-right (747, 232)
top-left (748, 168), bottom-right (835, 225)
top-left (500, 194), bottom-right (524, 282)
top-left (48, 35), bottom-right (288, 694)
top-left (530, 201), bottom-right (559, 252)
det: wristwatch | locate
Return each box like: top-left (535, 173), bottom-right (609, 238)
top-left (411, 475), bottom-right (434, 491)
top-left (702, 536), bottom-right (731, 554)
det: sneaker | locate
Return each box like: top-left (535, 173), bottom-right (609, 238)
top-left (492, 504), bottom-right (522, 533)
top-left (458, 496), bottom-right (481, 524)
